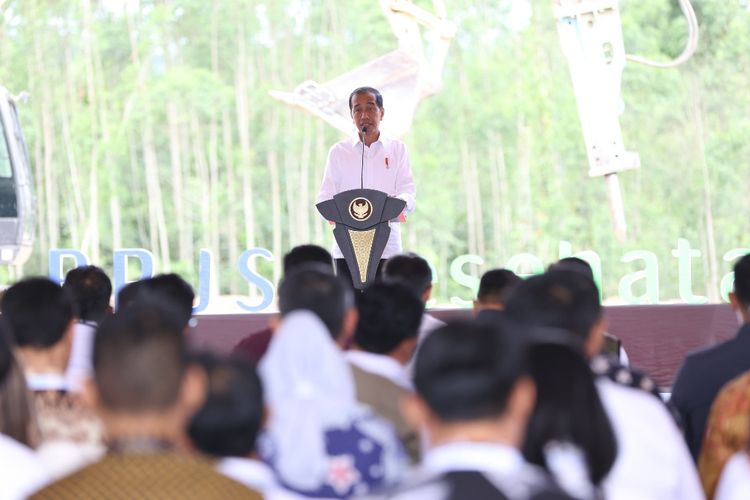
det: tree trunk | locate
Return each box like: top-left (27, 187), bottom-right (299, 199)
top-left (167, 101), bottom-right (188, 262)
top-left (142, 124), bottom-right (171, 269)
top-left (235, 18), bottom-right (257, 298)
top-left (266, 110), bottom-right (282, 285)
top-left (690, 76), bottom-right (719, 301)
top-left (222, 109), bottom-right (240, 292)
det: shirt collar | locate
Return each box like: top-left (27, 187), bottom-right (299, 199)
top-left (217, 457), bottom-right (277, 491)
top-left (351, 133), bottom-right (390, 149)
top-left (26, 372), bottom-right (68, 391)
top-left (345, 350), bottom-right (412, 390)
top-left (424, 442), bottom-right (525, 475)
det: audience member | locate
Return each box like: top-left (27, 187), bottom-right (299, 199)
top-left (258, 268), bottom-right (404, 496)
top-left (377, 320), bottom-right (572, 500)
top-left (699, 368), bottom-right (750, 499)
top-left (522, 338), bottom-right (617, 498)
top-left (473, 268), bottom-right (521, 324)
top-left (347, 282), bottom-right (424, 462)
top-left (118, 273), bottom-right (195, 330)
top-left (671, 253), bottom-right (750, 460)
top-left (504, 270), bottom-right (702, 500)
top-left (232, 244), bottom-right (334, 363)
top-left (32, 297), bottom-right (260, 499)
top-left (1, 277), bottom-right (104, 479)
top-left (548, 257), bottom-right (629, 364)
top-left (62, 265), bottom-right (112, 393)
top-left (188, 353), bottom-right (300, 499)
top-left (260, 310), bottom-right (406, 498)
top-left (382, 252), bottom-right (443, 341)
top-left (0, 322), bottom-right (49, 499)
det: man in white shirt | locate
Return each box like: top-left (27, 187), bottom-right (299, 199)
top-left (374, 320), bottom-right (572, 500)
top-left (382, 253), bottom-right (444, 342)
top-left (317, 87), bottom-right (416, 284)
top-left (346, 282), bottom-right (424, 462)
top-left (1, 278), bottom-right (104, 479)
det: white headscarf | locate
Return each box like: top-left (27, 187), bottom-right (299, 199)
top-left (259, 310), bottom-right (360, 491)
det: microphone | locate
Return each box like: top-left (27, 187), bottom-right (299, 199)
top-left (360, 126), bottom-right (368, 189)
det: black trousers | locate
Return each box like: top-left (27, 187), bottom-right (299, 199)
top-left (335, 258), bottom-right (386, 290)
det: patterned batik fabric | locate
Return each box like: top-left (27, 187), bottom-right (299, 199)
top-left (30, 453), bottom-right (263, 500)
top-left (698, 369), bottom-right (750, 500)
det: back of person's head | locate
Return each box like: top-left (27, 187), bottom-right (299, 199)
top-left (116, 279), bottom-right (144, 310)
top-left (476, 269), bottom-right (522, 308)
top-left (145, 274), bottom-right (195, 325)
top-left (283, 245), bottom-right (333, 275)
top-left (188, 354), bottom-right (264, 458)
top-left (0, 322), bottom-right (36, 446)
top-left (354, 282), bottom-right (424, 355)
top-left (733, 254), bottom-right (750, 307)
top-left (117, 274), bottom-right (195, 328)
top-left (413, 319), bottom-right (527, 422)
top-left (382, 253), bottom-right (432, 299)
top-left (277, 265), bottom-right (353, 340)
top-left (1, 277), bottom-right (75, 348)
top-left (63, 265), bottom-right (112, 323)
top-left (522, 339), bottom-right (617, 486)
top-left (548, 257), bottom-right (595, 282)
top-left (93, 295), bottom-right (188, 412)
top-left (504, 270), bottom-right (602, 346)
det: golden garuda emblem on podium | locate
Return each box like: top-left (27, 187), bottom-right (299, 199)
top-left (349, 197), bottom-right (373, 222)
top-left (317, 189), bottom-right (406, 290)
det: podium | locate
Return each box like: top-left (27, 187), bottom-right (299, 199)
top-left (316, 189), bottom-right (406, 289)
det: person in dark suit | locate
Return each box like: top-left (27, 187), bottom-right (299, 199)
top-left (671, 253), bottom-right (750, 460)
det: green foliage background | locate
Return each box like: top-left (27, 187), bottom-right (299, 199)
top-left (0, 0), bottom-right (748, 306)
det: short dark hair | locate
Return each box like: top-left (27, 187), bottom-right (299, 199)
top-left (413, 319), bottom-right (527, 422)
top-left (548, 257), bottom-right (595, 283)
top-left (283, 245), bottom-right (333, 275)
top-left (93, 296), bottom-right (187, 412)
top-left (522, 342), bottom-right (617, 485)
top-left (348, 86), bottom-right (383, 111)
top-left (117, 274), bottom-right (195, 328)
top-left (277, 266), bottom-right (353, 340)
top-left (504, 270), bottom-right (602, 343)
top-left (734, 254), bottom-right (750, 306)
top-left (116, 279), bottom-right (144, 310)
top-left (354, 283), bottom-right (424, 354)
top-left (1, 278), bottom-right (75, 348)
top-left (188, 354), bottom-right (264, 458)
top-left (477, 269), bottom-right (521, 305)
top-left (63, 265), bottom-right (112, 323)
top-left (382, 253), bottom-right (432, 298)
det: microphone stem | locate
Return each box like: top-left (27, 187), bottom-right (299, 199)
top-left (360, 128), bottom-right (366, 190)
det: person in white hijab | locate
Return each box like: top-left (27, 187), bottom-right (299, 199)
top-left (259, 310), bottom-right (407, 498)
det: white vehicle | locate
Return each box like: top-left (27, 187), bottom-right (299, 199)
top-left (0, 86), bottom-right (34, 265)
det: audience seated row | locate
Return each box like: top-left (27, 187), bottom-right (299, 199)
top-left (1, 247), bottom-right (750, 499)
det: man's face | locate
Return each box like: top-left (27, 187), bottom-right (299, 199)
top-left (350, 91), bottom-right (384, 136)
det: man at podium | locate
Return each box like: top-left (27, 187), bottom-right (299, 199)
top-left (317, 86), bottom-right (416, 284)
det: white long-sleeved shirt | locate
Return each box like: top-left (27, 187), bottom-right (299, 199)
top-left (597, 378), bottom-right (704, 500)
top-left (317, 135), bottom-right (416, 259)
